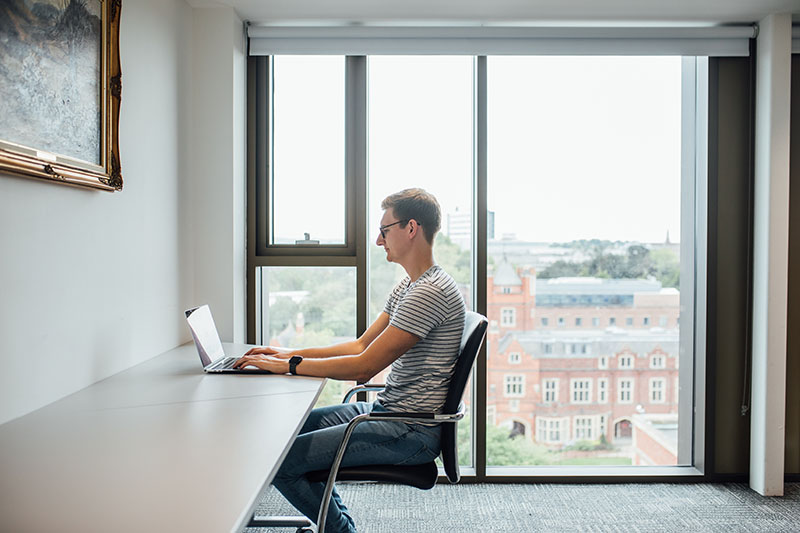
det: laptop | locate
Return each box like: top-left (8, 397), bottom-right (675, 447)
top-left (185, 305), bottom-right (272, 374)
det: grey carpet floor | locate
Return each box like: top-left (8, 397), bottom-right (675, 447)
top-left (247, 482), bottom-right (800, 532)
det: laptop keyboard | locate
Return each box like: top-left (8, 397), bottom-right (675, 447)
top-left (211, 357), bottom-right (238, 370)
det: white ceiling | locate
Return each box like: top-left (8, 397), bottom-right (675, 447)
top-left (185, 0), bottom-right (800, 25)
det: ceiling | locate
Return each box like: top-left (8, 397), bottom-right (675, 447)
top-left (185, 0), bottom-right (800, 26)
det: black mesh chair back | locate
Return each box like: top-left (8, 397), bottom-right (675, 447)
top-left (440, 311), bottom-right (488, 483)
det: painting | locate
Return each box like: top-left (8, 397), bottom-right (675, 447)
top-left (0, 0), bottom-right (122, 191)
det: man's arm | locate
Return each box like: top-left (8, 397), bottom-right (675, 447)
top-left (242, 312), bottom-right (390, 360)
top-left (234, 322), bottom-right (418, 382)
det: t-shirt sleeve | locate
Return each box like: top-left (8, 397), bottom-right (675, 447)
top-left (389, 282), bottom-right (449, 339)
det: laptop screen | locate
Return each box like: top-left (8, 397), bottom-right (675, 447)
top-left (185, 305), bottom-right (226, 367)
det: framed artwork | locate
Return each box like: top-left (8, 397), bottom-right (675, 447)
top-left (0, 0), bottom-right (122, 191)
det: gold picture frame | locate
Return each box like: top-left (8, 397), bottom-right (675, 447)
top-left (0, 0), bottom-right (122, 191)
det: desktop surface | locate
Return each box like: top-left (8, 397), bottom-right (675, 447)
top-left (0, 342), bottom-right (325, 533)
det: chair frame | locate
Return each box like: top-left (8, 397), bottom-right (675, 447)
top-left (249, 312), bottom-right (487, 533)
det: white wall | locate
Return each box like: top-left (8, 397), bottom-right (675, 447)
top-left (190, 8), bottom-right (247, 344)
top-left (0, 0), bottom-right (195, 424)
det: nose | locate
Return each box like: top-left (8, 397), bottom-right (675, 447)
top-left (376, 232), bottom-right (384, 246)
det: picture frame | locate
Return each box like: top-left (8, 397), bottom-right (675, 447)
top-left (0, 0), bottom-right (122, 191)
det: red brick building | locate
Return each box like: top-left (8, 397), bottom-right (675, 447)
top-left (485, 261), bottom-right (681, 462)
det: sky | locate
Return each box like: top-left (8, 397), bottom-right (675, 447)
top-left (272, 55), bottom-right (684, 246)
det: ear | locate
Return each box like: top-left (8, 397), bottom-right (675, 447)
top-left (407, 219), bottom-right (420, 239)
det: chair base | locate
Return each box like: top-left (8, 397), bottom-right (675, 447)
top-left (248, 514), bottom-right (313, 531)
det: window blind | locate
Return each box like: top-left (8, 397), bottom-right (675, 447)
top-left (248, 25), bottom-right (756, 57)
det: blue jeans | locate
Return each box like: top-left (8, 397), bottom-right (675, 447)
top-left (272, 400), bottom-right (441, 533)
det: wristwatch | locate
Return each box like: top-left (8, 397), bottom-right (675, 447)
top-left (288, 355), bottom-right (303, 375)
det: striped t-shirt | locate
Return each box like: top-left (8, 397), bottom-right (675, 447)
top-left (377, 265), bottom-right (466, 416)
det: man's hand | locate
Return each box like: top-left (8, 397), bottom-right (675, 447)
top-left (233, 353), bottom-right (291, 373)
top-left (243, 346), bottom-right (293, 360)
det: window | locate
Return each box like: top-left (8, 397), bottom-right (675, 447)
top-left (487, 405), bottom-right (496, 426)
top-left (618, 379), bottom-right (634, 403)
top-left (501, 308), bottom-right (516, 327)
top-left (571, 379), bottom-right (592, 404)
top-left (509, 399), bottom-right (520, 412)
top-left (543, 378), bottom-right (559, 403)
top-left (270, 56), bottom-right (346, 245)
top-left (651, 354), bottom-right (666, 369)
top-left (625, 316), bottom-right (634, 326)
top-left (598, 378), bottom-right (608, 403)
top-left (508, 352), bottom-right (521, 364)
top-left (574, 417), bottom-right (594, 440)
top-left (537, 417), bottom-right (565, 444)
top-left (650, 378), bottom-right (666, 403)
top-left (504, 375), bottom-right (525, 397)
top-left (254, 52), bottom-right (702, 472)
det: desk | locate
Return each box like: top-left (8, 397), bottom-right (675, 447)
top-left (0, 342), bottom-right (326, 533)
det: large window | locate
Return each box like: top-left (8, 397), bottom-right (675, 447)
top-left (249, 50), bottom-right (705, 479)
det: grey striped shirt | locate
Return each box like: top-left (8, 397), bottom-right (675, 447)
top-left (377, 265), bottom-right (466, 416)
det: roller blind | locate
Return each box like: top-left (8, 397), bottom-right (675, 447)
top-left (248, 25), bottom-right (756, 57)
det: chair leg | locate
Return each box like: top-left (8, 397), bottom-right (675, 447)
top-left (247, 514), bottom-right (313, 531)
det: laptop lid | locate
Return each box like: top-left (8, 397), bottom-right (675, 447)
top-left (185, 305), bottom-right (225, 367)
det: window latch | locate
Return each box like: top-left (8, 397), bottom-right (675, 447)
top-left (295, 232), bottom-right (320, 245)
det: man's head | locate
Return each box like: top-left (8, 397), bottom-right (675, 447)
top-left (379, 188), bottom-right (441, 245)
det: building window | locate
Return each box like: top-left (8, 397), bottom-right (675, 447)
top-left (501, 307), bottom-right (516, 327)
top-left (557, 317), bottom-right (565, 327)
top-left (598, 356), bottom-right (608, 369)
top-left (541, 317), bottom-right (549, 327)
top-left (508, 352), bottom-right (521, 364)
top-left (598, 378), bottom-right (608, 403)
top-left (599, 415), bottom-right (607, 438)
top-left (543, 342), bottom-right (553, 354)
top-left (543, 379), bottom-right (559, 403)
top-left (571, 379), bottom-right (592, 404)
top-left (575, 317), bottom-right (583, 326)
top-left (618, 354), bottom-right (634, 369)
top-left (618, 379), bottom-right (634, 403)
top-left (509, 399), bottom-right (520, 412)
top-left (650, 354), bottom-right (666, 369)
top-left (574, 416), bottom-right (594, 440)
top-left (487, 405), bottom-right (496, 426)
top-left (659, 315), bottom-right (668, 327)
top-left (502, 287), bottom-right (512, 294)
top-left (643, 316), bottom-right (651, 326)
top-left (504, 374), bottom-right (525, 397)
top-left (609, 317), bottom-right (616, 326)
top-left (625, 316), bottom-right (634, 326)
top-left (592, 317), bottom-right (600, 327)
top-left (537, 417), bottom-right (565, 444)
top-left (650, 378), bottom-right (666, 403)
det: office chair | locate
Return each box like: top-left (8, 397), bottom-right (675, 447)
top-left (248, 311), bottom-right (488, 533)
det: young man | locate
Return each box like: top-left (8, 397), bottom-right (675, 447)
top-left (234, 188), bottom-right (466, 533)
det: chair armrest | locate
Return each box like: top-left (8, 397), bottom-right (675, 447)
top-left (342, 383), bottom-right (386, 403)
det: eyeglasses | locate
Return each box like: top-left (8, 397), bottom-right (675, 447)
top-left (379, 220), bottom-right (409, 239)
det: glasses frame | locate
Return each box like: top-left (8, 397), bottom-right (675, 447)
top-left (379, 219), bottom-right (409, 239)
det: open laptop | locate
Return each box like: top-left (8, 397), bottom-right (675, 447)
top-left (185, 305), bottom-right (272, 374)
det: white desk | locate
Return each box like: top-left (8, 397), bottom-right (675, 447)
top-left (0, 342), bottom-right (326, 533)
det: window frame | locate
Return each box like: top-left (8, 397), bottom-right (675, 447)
top-left (247, 52), bottom-right (710, 482)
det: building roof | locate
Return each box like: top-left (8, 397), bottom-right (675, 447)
top-left (493, 260), bottom-right (522, 286)
top-left (536, 277), bottom-right (662, 296)
top-left (498, 327), bottom-right (680, 356)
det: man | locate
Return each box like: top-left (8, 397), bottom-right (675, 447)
top-left (234, 188), bottom-right (466, 533)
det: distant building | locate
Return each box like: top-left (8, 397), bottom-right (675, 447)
top-left (446, 209), bottom-right (494, 248)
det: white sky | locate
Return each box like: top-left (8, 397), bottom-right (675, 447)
top-left (273, 55), bottom-right (683, 245)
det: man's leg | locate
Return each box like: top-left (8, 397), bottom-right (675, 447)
top-left (272, 402), bottom-right (440, 533)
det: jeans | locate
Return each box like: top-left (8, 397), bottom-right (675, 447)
top-left (272, 400), bottom-right (442, 533)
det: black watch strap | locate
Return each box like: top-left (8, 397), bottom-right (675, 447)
top-left (289, 355), bottom-right (303, 375)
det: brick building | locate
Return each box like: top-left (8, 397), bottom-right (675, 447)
top-left (486, 261), bottom-right (681, 462)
